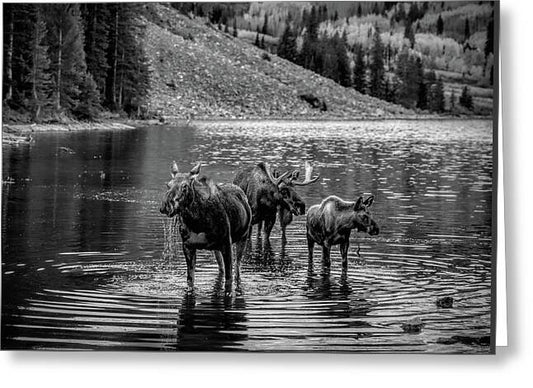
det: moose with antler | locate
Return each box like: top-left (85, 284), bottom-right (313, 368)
top-left (160, 161), bottom-right (252, 291)
top-left (233, 161), bottom-right (320, 242)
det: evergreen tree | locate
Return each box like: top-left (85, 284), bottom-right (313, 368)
top-left (80, 4), bottom-right (110, 98)
top-left (450, 89), bottom-right (456, 111)
top-left (277, 23), bottom-right (297, 62)
top-left (233, 19), bottom-right (238, 37)
top-left (437, 14), bottom-right (444, 35)
top-left (357, 4), bottom-right (362, 18)
top-left (459, 86), bottom-right (473, 110)
top-left (224, 23), bottom-right (229, 34)
top-left (260, 36), bottom-right (265, 50)
top-left (336, 31), bottom-right (351, 87)
top-left (395, 46), bottom-right (419, 108)
top-left (254, 32), bottom-right (260, 47)
top-left (261, 13), bottom-right (268, 35)
top-left (29, 6), bottom-right (53, 121)
top-left (368, 26), bottom-right (385, 98)
top-left (415, 58), bottom-right (427, 110)
top-left (428, 76), bottom-right (445, 112)
top-left (353, 44), bottom-right (367, 93)
top-left (73, 72), bottom-right (101, 120)
top-left (298, 5), bottom-right (319, 70)
top-left (464, 18), bottom-right (470, 41)
top-left (104, 3), bottom-right (150, 113)
top-left (404, 20), bottom-right (416, 48)
top-left (43, 3), bottom-right (87, 112)
top-left (484, 13), bottom-right (494, 59)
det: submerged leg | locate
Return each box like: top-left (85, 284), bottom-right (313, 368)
top-left (340, 241), bottom-right (349, 270)
top-left (221, 242), bottom-right (234, 292)
top-left (213, 251), bottom-right (224, 274)
top-left (307, 235), bottom-right (315, 261)
top-left (322, 245), bottom-right (331, 268)
top-left (235, 239), bottom-right (247, 283)
top-left (183, 245), bottom-right (197, 292)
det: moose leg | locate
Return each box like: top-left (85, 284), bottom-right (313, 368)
top-left (235, 239), bottom-right (247, 283)
top-left (340, 241), bottom-right (349, 270)
top-left (221, 242), bottom-right (234, 289)
top-left (263, 214), bottom-right (276, 241)
top-left (213, 251), bottom-right (224, 274)
top-left (183, 245), bottom-right (197, 292)
top-left (322, 245), bottom-right (331, 268)
top-left (307, 235), bottom-right (315, 261)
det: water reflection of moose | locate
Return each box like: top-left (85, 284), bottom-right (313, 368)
top-left (160, 161), bottom-right (380, 293)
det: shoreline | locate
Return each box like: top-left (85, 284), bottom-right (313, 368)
top-left (2, 114), bottom-right (494, 143)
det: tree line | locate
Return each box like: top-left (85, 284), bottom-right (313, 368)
top-left (3, 3), bottom-right (149, 123)
top-left (274, 3), bottom-right (487, 113)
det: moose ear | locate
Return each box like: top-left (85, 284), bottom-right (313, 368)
top-left (354, 197), bottom-right (364, 210)
top-left (364, 195), bottom-right (375, 207)
top-left (190, 162), bottom-right (201, 176)
top-left (170, 161), bottom-right (179, 178)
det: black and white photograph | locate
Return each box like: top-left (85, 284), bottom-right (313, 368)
top-left (2, 1), bottom-right (498, 354)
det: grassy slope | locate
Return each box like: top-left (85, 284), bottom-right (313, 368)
top-left (142, 3), bottom-right (414, 120)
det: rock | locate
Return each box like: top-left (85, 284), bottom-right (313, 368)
top-left (437, 335), bottom-right (490, 346)
top-left (436, 296), bottom-right (454, 308)
top-left (401, 317), bottom-right (425, 333)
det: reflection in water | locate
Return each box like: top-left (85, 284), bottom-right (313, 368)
top-left (2, 120), bottom-right (493, 353)
top-left (176, 274), bottom-right (248, 351)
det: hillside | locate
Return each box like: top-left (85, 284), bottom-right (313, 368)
top-left (141, 3), bottom-right (413, 120)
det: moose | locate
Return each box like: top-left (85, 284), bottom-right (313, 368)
top-left (233, 161), bottom-right (319, 242)
top-left (306, 195), bottom-right (379, 269)
top-left (160, 161), bottom-right (252, 291)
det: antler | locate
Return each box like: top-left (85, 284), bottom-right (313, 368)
top-left (292, 161), bottom-right (320, 186)
top-left (264, 162), bottom-right (289, 186)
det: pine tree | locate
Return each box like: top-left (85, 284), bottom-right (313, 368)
top-left (368, 26), bottom-right (385, 98)
top-left (484, 13), bottom-right (494, 59)
top-left (298, 6), bottom-right (319, 70)
top-left (80, 4), bottom-right (110, 98)
top-left (29, 6), bottom-right (53, 121)
top-left (357, 4), bottom-right (362, 18)
top-left (105, 3), bottom-right (150, 113)
top-left (464, 18), bottom-right (470, 41)
top-left (260, 36), bottom-right (265, 50)
top-left (395, 46), bottom-right (419, 108)
top-left (437, 14), bottom-right (444, 35)
top-left (353, 44), bottom-right (367, 94)
top-left (255, 32), bottom-right (260, 47)
top-left (428, 76), bottom-right (445, 112)
top-left (233, 19), bottom-right (238, 37)
top-left (404, 20), bottom-right (416, 48)
top-left (450, 89), bottom-right (456, 111)
top-left (43, 3), bottom-right (87, 113)
top-left (336, 31), bottom-right (351, 87)
top-left (459, 86), bottom-right (473, 110)
top-left (278, 23), bottom-right (297, 62)
top-left (415, 58), bottom-right (427, 110)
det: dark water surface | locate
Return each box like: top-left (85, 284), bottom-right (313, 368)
top-left (1, 120), bottom-right (493, 353)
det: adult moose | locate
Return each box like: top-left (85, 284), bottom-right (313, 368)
top-left (160, 161), bottom-right (251, 292)
top-left (306, 195), bottom-right (379, 269)
top-left (234, 161), bottom-right (319, 242)
top-left (276, 161), bottom-right (320, 240)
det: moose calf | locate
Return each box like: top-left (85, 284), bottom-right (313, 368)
top-left (306, 195), bottom-right (379, 269)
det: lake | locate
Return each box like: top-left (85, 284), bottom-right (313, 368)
top-left (1, 119), bottom-right (494, 353)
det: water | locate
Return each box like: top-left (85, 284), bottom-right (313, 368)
top-left (1, 120), bottom-right (493, 353)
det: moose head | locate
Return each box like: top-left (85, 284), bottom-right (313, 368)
top-left (352, 195), bottom-right (380, 236)
top-left (270, 161), bottom-right (320, 216)
top-left (160, 161), bottom-right (215, 218)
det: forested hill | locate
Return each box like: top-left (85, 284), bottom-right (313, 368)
top-left (2, 2), bottom-right (495, 124)
top-left (141, 3), bottom-right (411, 119)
